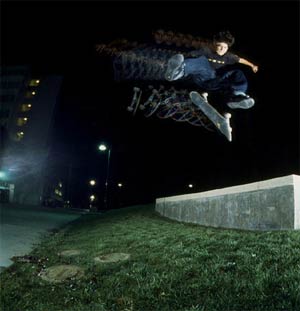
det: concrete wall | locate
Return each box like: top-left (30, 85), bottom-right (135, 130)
top-left (156, 175), bottom-right (300, 231)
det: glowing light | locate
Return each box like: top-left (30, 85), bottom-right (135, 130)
top-left (90, 195), bottom-right (96, 201)
top-left (28, 104), bottom-right (32, 108)
top-left (29, 79), bottom-right (40, 87)
top-left (117, 183), bottom-right (123, 187)
top-left (98, 144), bottom-right (107, 151)
top-left (0, 171), bottom-right (6, 179)
top-left (188, 184), bottom-right (193, 188)
top-left (17, 117), bottom-right (28, 126)
top-left (89, 180), bottom-right (96, 186)
top-left (31, 91), bottom-right (36, 95)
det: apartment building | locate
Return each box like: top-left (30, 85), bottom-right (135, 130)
top-left (0, 65), bottom-right (63, 205)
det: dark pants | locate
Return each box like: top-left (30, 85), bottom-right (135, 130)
top-left (184, 56), bottom-right (248, 95)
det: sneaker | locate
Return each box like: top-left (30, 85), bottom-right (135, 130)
top-left (227, 94), bottom-right (255, 109)
top-left (164, 54), bottom-right (185, 81)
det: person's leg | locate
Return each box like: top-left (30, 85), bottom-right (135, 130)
top-left (164, 54), bottom-right (185, 81)
top-left (218, 70), bottom-right (255, 109)
top-left (165, 54), bottom-right (216, 82)
top-left (184, 56), bottom-right (216, 80)
top-left (224, 69), bottom-right (248, 94)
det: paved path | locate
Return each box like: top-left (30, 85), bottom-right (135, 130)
top-left (0, 204), bottom-right (85, 269)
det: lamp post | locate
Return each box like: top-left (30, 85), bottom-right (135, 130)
top-left (98, 143), bottom-right (111, 209)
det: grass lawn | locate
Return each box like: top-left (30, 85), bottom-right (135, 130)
top-left (1, 204), bottom-right (300, 311)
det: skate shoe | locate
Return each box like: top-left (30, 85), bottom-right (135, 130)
top-left (226, 94), bottom-right (255, 109)
top-left (164, 54), bottom-right (185, 81)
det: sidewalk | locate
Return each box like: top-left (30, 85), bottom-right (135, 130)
top-left (0, 203), bottom-right (85, 269)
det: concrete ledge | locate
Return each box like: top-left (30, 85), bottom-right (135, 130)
top-left (156, 175), bottom-right (300, 230)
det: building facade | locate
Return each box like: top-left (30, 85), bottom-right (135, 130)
top-left (0, 65), bottom-right (63, 205)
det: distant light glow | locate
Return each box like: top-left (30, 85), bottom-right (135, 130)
top-left (98, 144), bottom-right (107, 151)
top-left (188, 184), bottom-right (193, 188)
top-left (90, 195), bottom-right (96, 201)
top-left (16, 131), bottom-right (25, 141)
top-left (0, 171), bottom-right (6, 179)
top-left (31, 91), bottom-right (36, 95)
top-left (29, 79), bottom-right (40, 87)
top-left (27, 104), bottom-right (32, 108)
top-left (117, 183), bottom-right (123, 187)
top-left (89, 180), bottom-right (96, 186)
top-left (55, 189), bottom-right (62, 196)
top-left (17, 117), bottom-right (28, 126)
top-left (16, 131), bottom-right (24, 137)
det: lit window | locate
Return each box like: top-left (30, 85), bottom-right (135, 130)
top-left (16, 117), bottom-right (28, 126)
top-left (16, 131), bottom-right (24, 141)
top-left (55, 190), bottom-right (62, 197)
top-left (20, 104), bottom-right (32, 112)
top-left (25, 91), bottom-right (36, 98)
top-left (29, 79), bottom-right (40, 86)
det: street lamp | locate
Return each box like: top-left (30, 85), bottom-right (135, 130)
top-left (89, 179), bottom-right (96, 186)
top-left (98, 143), bottom-right (111, 209)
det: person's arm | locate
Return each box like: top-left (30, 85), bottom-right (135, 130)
top-left (238, 57), bottom-right (259, 73)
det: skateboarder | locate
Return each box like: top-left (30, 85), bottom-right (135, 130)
top-left (164, 30), bottom-right (259, 109)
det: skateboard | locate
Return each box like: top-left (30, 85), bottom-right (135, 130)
top-left (189, 91), bottom-right (232, 142)
top-left (127, 87), bottom-right (142, 115)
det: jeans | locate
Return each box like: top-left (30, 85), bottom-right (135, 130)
top-left (184, 56), bottom-right (248, 95)
top-left (184, 56), bottom-right (216, 81)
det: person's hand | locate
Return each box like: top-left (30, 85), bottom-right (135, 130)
top-left (252, 65), bottom-right (259, 73)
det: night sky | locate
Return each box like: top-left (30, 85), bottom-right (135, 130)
top-left (2, 1), bottom-right (300, 207)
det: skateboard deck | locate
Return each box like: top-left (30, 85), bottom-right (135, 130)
top-left (189, 91), bottom-right (232, 141)
top-left (127, 87), bottom-right (142, 115)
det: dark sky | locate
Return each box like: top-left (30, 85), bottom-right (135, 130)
top-left (2, 1), bottom-right (300, 206)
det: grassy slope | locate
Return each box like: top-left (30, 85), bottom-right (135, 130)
top-left (1, 204), bottom-right (300, 311)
